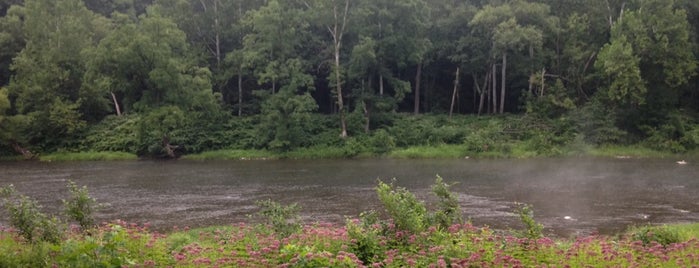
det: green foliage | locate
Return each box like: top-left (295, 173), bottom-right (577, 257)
top-left (56, 223), bottom-right (143, 267)
top-left (256, 91), bottom-right (318, 152)
top-left (345, 211), bottom-right (386, 264)
top-left (572, 98), bottom-right (627, 145)
top-left (63, 181), bottom-right (99, 230)
top-left (640, 113), bottom-right (699, 153)
top-left (463, 120), bottom-right (505, 153)
top-left (430, 175), bottom-right (462, 229)
top-left (367, 129), bottom-right (395, 154)
top-left (1, 0), bottom-right (698, 158)
top-left (628, 225), bottom-right (681, 247)
top-left (255, 199), bottom-right (301, 238)
top-left (514, 203), bottom-right (544, 239)
top-left (0, 185), bottom-right (62, 243)
top-left (81, 115), bottom-right (141, 153)
top-left (376, 179), bottom-right (428, 234)
top-left (595, 36), bottom-right (647, 106)
top-left (524, 79), bottom-right (576, 118)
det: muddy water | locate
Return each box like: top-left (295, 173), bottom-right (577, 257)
top-left (1, 157), bottom-right (698, 237)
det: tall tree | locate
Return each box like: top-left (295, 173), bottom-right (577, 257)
top-left (470, 0), bottom-right (551, 114)
top-left (596, 0), bottom-right (697, 127)
top-left (83, 11), bottom-right (218, 114)
top-left (357, 0), bottom-right (429, 103)
top-left (242, 0), bottom-right (318, 151)
top-left (0, 3), bottom-right (24, 87)
top-left (7, 0), bottom-right (108, 150)
top-left (310, 0), bottom-right (351, 137)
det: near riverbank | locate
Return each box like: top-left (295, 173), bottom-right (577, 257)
top-left (1, 220), bottom-right (698, 267)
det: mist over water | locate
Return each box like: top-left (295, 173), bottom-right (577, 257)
top-left (1, 157), bottom-right (698, 237)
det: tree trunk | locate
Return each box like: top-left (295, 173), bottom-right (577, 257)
top-left (413, 62), bottom-right (422, 115)
top-left (327, 0), bottom-right (349, 138)
top-left (492, 63), bottom-right (497, 114)
top-left (237, 67), bottom-right (243, 116)
top-left (528, 46), bottom-right (534, 93)
top-left (363, 100), bottom-right (370, 133)
top-left (110, 91), bottom-right (122, 116)
top-left (334, 41), bottom-right (347, 138)
top-left (474, 71), bottom-right (490, 116)
top-left (11, 142), bottom-right (35, 160)
top-left (214, 0), bottom-right (221, 68)
top-left (500, 53), bottom-right (506, 114)
top-left (449, 67), bottom-right (460, 118)
top-left (162, 136), bottom-right (178, 159)
top-left (379, 74), bottom-right (384, 96)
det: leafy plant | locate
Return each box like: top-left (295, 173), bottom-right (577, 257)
top-left (0, 185), bottom-right (62, 243)
top-left (376, 179), bottom-right (427, 234)
top-left (628, 225), bottom-right (681, 246)
top-left (63, 180), bottom-right (100, 231)
top-left (255, 199), bottom-right (301, 238)
top-left (345, 211), bottom-right (386, 264)
top-left (515, 203), bottom-right (544, 239)
top-left (430, 175), bottom-right (462, 229)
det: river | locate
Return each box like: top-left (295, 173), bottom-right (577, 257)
top-left (1, 157), bottom-right (698, 237)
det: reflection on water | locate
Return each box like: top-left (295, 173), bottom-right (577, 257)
top-left (1, 157), bottom-right (698, 237)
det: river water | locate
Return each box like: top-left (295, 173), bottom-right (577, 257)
top-left (1, 157), bottom-right (698, 237)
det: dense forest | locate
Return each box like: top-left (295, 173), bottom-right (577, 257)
top-left (0, 0), bottom-right (698, 158)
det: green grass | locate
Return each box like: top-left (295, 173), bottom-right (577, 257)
top-left (587, 145), bottom-right (674, 158)
top-left (658, 223), bottom-right (699, 241)
top-left (389, 144), bottom-right (469, 159)
top-left (181, 149), bottom-right (277, 160)
top-left (283, 146), bottom-right (350, 159)
top-left (39, 151), bottom-right (137, 161)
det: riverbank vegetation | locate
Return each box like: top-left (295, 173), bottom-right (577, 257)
top-left (1, 179), bottom-right (698, 267)
top-left (1, 0), bottom-right (699, 160)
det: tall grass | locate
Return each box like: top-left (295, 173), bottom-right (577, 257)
top-left (181, 149), bottom-right (277, 160)
top-left (39, 151), bottom-right (137, 161)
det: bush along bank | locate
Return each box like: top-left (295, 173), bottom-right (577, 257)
top-left (4, 113), bottom-right (699, 161)
top-left (1, 177), bottom-right (699, 267)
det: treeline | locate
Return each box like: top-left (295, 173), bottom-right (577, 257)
top-left (0, 0), bottom-right (698, 158)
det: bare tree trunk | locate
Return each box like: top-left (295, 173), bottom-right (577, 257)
top-left (214, 0), bottom-right (221, 67)
top-left (492, 63), bottom-right (497, 114)
top-left (162, 136), bottom-right (178, 159)
top-left (327, 0), bottom-right (350, 138)
top-left (110, 92), bottom-right (122, 116)
top-left (363, 100), bottom-right (370, 133)
top-left (540, 68), bottom-right (546, 97)
top-left (413, 62), bottom-right (422, 115)
top-left (379, 74), bottom-right (384, 96)
top-left (11, 142), bottom-right (35, 160)
top-left (474, 71), bottom-right (490, 116)
top-left (500, 53), bottom-right (506, 114)
top-left (449, 67), bottom-right (460, 118)
top-left (237, 67), bottom-right (243, 116)
top-left (528, 46), bottom-right (534, 93)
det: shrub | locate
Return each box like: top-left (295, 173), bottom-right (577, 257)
top-left (515, 203), bottom-right (543, 239)
top-left (376, 180), bottom-right (428, 234)
top-left (63, 181), bottom-right (100, 231)
top-left (368, 129), bottom-right (395, 154)
top-left (0, 185), bottom-right (62, 243)
top-left (628, 225), bottom-right (681, 246)
top-left (255, 199), bottom-right (301, 238)
top-left (345, 211), bottom-right (386, 264)
top-left (430, 175), bottom-right (462, 229)
top-left (463, 121), bottom-right (502, 153)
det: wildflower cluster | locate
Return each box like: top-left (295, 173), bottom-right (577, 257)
top-left (1, 220), bottom-right (697, 267)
